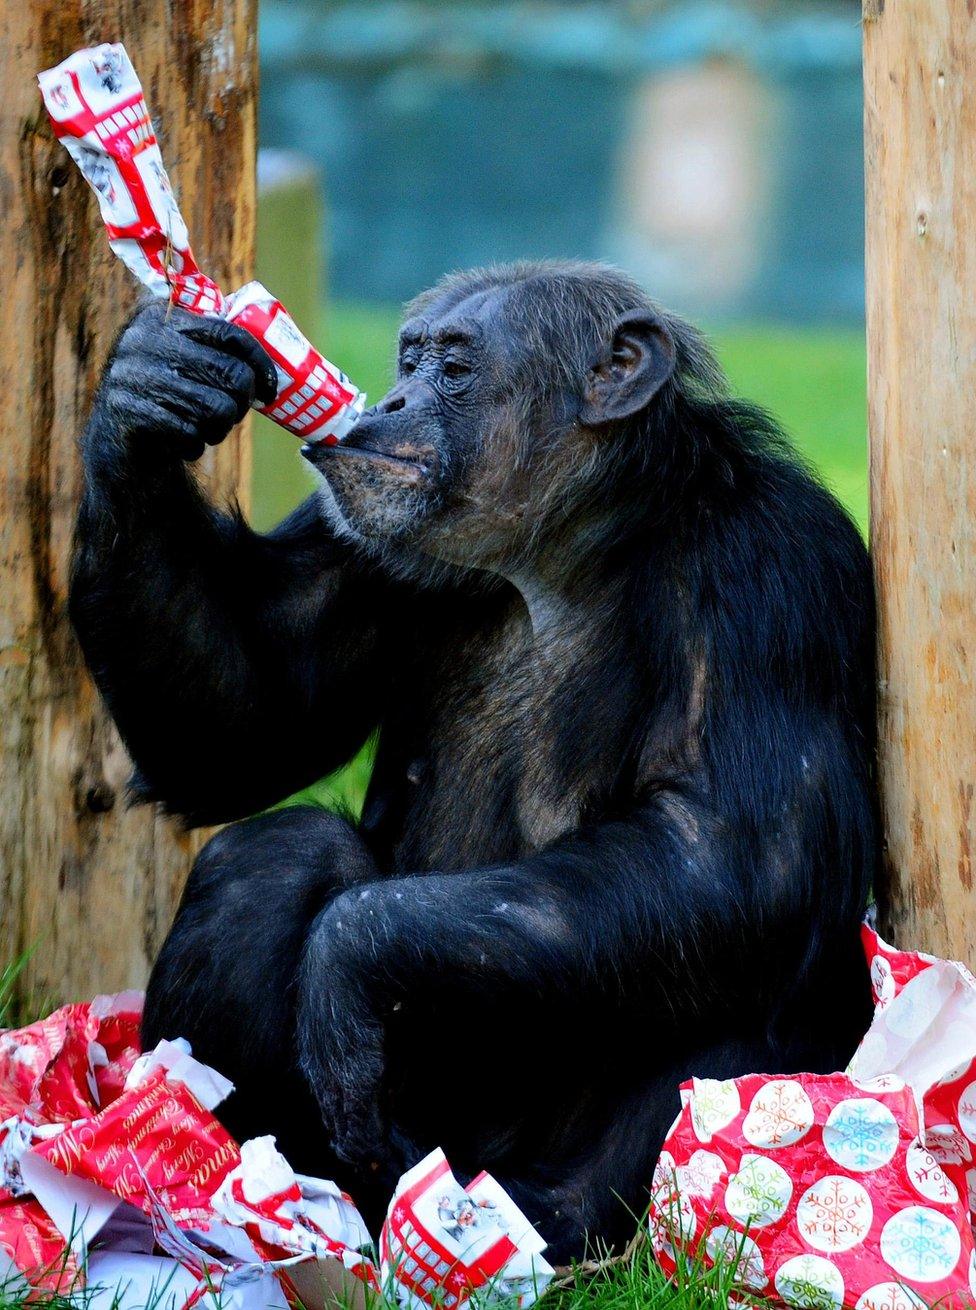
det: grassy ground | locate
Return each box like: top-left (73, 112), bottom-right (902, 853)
top-left (286, 303), bottom-right (868, 817)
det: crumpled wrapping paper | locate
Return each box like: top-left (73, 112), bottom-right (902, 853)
top-left (38, 43), bottom-right (364, 445)
top-left (0, 996), bottom-right (552, 1310)
top-left (381, 1149), bottom-right (553, 1309)
top-left (651, 925), bottom-right (976, 1308)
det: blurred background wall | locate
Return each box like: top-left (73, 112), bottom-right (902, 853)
top-left (258, 0), bottom-right (863, 322)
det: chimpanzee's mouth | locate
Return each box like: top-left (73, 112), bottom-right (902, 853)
top-left (302, 442), bottom-right (430, 479)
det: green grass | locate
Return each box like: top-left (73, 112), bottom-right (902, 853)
top-left (712, 324), bottom-right (868, 535)
top-left (275, 303), bottom-right (868, 816)
top-left (0, 1220), bottom-right (758, 1310)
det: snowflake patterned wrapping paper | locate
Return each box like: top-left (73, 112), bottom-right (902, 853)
top-left (37, 43), bottom-right (364, 445)
top-left (650, 926), bottom-right (976, 1308)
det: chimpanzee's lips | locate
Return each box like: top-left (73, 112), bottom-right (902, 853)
top-left (302, 441), bottom-right (430, 479)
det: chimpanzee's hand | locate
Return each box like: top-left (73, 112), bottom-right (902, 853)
top-left (298, 893), bottom-right (398, 1174)
top-left (93, 301), bottom-right (278, 462)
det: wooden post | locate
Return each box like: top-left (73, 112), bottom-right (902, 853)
top-left (865, 1), bottom-right (976, 960)
top-left (0, 3), bottom-right (257, 1003)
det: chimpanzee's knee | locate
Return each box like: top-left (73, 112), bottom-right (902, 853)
top-left (143, 805), bottom-right (376, 1165)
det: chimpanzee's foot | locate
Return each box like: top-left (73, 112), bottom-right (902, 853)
top-left (143, 805), bottom-right (376, 1174)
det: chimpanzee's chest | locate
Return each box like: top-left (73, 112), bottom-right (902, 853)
top-left (360, 592), bottom-right (612, 874)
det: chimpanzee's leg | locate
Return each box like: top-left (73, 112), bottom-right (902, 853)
top-left (495, 1026), bottom-right (865, 1266)
top-left (143, 805), bottom-right (377, 1176)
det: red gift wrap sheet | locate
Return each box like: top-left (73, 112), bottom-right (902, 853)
top-left (0, 999), bottom-right (552, 1310)
top-left (651, 925), bottom-right (976, 1308)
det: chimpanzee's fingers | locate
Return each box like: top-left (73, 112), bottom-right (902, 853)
top-left (118, 333), bottom-right (255, 425)
top-left (156, 381), bottom-right (244, 440)
top-left (176, 315), bottom-right (279, 405)
top-left (329, 1031), bottom-right (388, 1167)
top-left (162, 342), bottom-right (259, 419)
top-left (102, 390), bottom-right (206, 462)
top-left (298, 991), bottom-right (389, 1167)
top-left (110, 357), bottom-right (245, 438)
top-left (120, 301), bottom-right (279, 407)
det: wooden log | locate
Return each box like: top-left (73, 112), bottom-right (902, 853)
top-left (0, 3), bottom-right (257, 1004)
top-left (864, 1), bottom-right (976, 959)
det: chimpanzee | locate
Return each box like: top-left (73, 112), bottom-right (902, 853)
top-left (69, 261), bottom-right (876, 1261)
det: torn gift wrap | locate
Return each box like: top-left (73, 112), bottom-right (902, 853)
top-left (381, 1148), bottom-right (553, 1309)
top-left (650, 925), bottom-right (976, 1308)
top-left (0, 1003), bottom-right (547, 1310)
top-left (0, 991), bottom-right (142, 1132)
top-left (37, 43), bottom-right (364, 445)
top-left (0, 1196), bottom-right (79, 1294)
top-left (15, 1040), bottom-right (374, 1310)
top-left (20, 1037), bottom-right (240, 1247)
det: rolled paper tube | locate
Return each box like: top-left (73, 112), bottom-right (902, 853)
top-left (38, 44), bottom-right (363, 442)
top-left (223, 283), bottom-right (366, 445)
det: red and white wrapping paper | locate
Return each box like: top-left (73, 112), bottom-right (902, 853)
top-left (0, 997), bottom-right (550, 1310)
top-left (225, 284), bottom-right (363, 443)
top-left (0, 992), bottom-right (143, 1293)
top-left (651, 925), bottom-right (976, 1308)
top-left (38, 43), bottom-right (364, 445)
top-left (380, 1148), bottom-right (553, 1309)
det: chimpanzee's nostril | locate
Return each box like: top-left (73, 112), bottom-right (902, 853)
top-left (381, 394), bottom-right (406, 415)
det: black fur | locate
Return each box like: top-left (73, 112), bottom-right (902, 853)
top-left (70, 267), bottom-right (876, 1261)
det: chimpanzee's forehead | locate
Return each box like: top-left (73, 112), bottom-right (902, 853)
top-left (398, 284), bottom-right (516, 352)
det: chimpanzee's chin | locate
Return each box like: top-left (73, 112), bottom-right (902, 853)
top-left (309, 472), bottom-right (432, 551)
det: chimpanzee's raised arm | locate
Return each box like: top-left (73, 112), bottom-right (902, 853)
top-left (70, 302), bottom-right (395, 825)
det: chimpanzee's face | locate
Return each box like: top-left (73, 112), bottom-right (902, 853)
top-left (304, 283), bottom-right (572, 569)
top-left (304, 272), bottom-right (674, 572)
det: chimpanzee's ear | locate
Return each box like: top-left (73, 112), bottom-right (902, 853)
top-left (579, 311), bottom-right (677, 426)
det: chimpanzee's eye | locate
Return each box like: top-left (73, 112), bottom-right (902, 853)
top-left (399, 348), bottom-right (420, 376)
top-left (443, 359), bottom-right (471, 379)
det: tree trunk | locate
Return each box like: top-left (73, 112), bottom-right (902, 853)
top-left (864, 0), bottom-right (976, 960)
top-left (0, 3), bottom-right (257, 1005)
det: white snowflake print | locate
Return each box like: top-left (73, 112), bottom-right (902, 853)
top-left (676, 1149), bottom-right (726, 1199)
top-left (854, 1282), bottom-right (926, 1310)
top-left (905, 1136), bottom-right (959, 1205)
top-left (704, 1225), bottom-right (766, 1291)
top-left (796, 1175), bottom-right (873, 1252)
top-left (822, 1098), bottom-right (900, 1172)
top-left (847, 1072), bottom-right (904, 1094)
top-left (651, 1150), bottom-right (677, 1195)
top-left (742, 1080), bottom-right (814, 1149)
top-left (870, 954), bottom-right (895, 1009)
top-left (690, 1078), bottom-right (740, 1143)
top-left (648, 1188), bottom-right (696, 1260)
top-left (774, 1254), bottom-right (844, 1309)
top-left (957, 1079), bottom-right (976, 1144)
top-left (649, 1152), bottom-right (695, 1260)
top-left (724, 1153), bottom-right (793, 1228)
top-left (924, 1122), bottom-right (972, 1167)
top-left (879, 1205), bottom-right (961, 1283)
